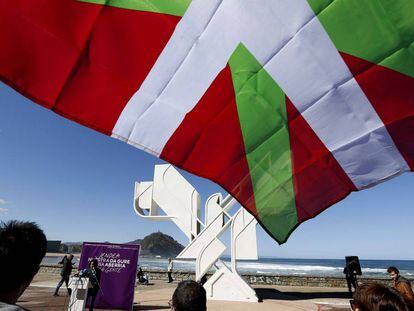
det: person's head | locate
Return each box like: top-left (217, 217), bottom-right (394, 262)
top-left (169, 258), bottom-right (172, 263)
top-left (171, 280), bottom-right (206, 311)
top-left (89, 259), bottom-right (98, 269)
top-left (67, 254), bottom-right (74, 260)
top-left (388, 267), bottom-right (400, 281)
top-left (351, 282), bottom-right (409, 311)
top-left (0, 220), bottom-right (47, 303)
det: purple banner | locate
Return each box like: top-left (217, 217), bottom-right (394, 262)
top-left (79, 242), bottom-right (140, 311)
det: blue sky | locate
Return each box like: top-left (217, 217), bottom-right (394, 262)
top-left (0, 83), bottom-right (413, 260)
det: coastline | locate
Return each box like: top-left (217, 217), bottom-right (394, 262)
top-left (44, 253), bottom-right (414, 279)
top-left (39, 263), bottom-right (398, 288)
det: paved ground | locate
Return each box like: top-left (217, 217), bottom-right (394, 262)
top-left (16, 273), bottom-right (351, 311)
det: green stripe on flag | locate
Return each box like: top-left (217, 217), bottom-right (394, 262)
top-left (229, 43), bottom-right (298, 243)
top-left (308, 0), bottom-right (414, 78)
top-left (77, 0), bottom-right (191, 17)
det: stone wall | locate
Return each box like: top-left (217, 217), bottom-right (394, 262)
top-left (40, 264), bottom-right (63, 274)
top-left (40, 265), bottom-right (401, 288)
top-left (241, 274), bottom-right (392, 287)
top-left (141, 270), bottom-right (395, 288)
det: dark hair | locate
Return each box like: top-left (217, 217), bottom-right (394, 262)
top-left (388, 267), bottom-right (400, 274)
top-left (89, 259), bottom-right (99, 267)
top-left (353, 282), bottom-right (409, 311)
top-left (0, 221), bottom-right (47, 291)
top-left (172, 280), bottom-right (206, 311)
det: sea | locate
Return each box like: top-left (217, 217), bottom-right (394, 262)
top-left (42, 256), bottom-right (414, 279)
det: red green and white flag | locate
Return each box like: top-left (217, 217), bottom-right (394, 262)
top-left (1, 0), bottom-right (413, 243)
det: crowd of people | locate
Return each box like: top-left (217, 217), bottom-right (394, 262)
top-left (1, 219), bottom-right (414, 311)
top-left (0, 220), bottom-right (206, 311)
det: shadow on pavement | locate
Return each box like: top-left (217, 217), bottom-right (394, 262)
top-left (256, 288), bottom-right (350, 301)
top-left (133, 305), bottom-right (170, 310)
top-left (136, 282), bottom-right (155, 286)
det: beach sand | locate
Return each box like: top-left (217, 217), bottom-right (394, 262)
top-left (17, 272), bottom-right (351, 310)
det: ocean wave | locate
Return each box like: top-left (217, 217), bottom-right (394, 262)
top-left (135, 257), bottom-right (413, 277)
top-left (256, 270), bottom-right (271, 274)
top-left (361, 268), bottom-right (387, 273)
top-left (235, 262), bottom-right (343, 272)
top-left (171, 259), bottom-right (195, 264)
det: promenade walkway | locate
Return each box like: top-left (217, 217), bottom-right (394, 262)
top-left (16, 273), bottom-right (350, 311)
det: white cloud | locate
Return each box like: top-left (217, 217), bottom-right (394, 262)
top-left (0, 199), bottom-right (8, 213)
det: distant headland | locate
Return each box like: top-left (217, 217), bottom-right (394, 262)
top-left (52, 232), bottom-right (184, 258)
top-left (128, 231), bottom-right (184, 258)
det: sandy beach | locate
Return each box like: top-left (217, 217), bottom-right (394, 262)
top-left (16, 271), bottom-right (351, 311)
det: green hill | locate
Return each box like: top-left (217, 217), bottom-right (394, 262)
top-left (129, 232), bottom-right (184, 258)
top-left (61, 232), bottom-right (185, 258)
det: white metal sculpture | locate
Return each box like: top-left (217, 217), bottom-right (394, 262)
top-left (134, 164), bottom-right (259, 302)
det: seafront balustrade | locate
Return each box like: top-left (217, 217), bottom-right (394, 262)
top-left (39, 264), bottom-right (401, 288)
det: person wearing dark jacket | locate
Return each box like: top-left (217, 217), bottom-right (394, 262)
top-left (53, 254), bottom-right (74, 296)
top-left (78, 259), bottom-right (101, 311)
top-left (137, 266), bottom-right (149, 285)
top-left (344, 266), bottom-right (357, 294)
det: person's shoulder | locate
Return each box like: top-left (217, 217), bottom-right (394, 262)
top-left (398, 276), bottom-right (411, 284)
top-left (0, 302), bottom-right (29, 311)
